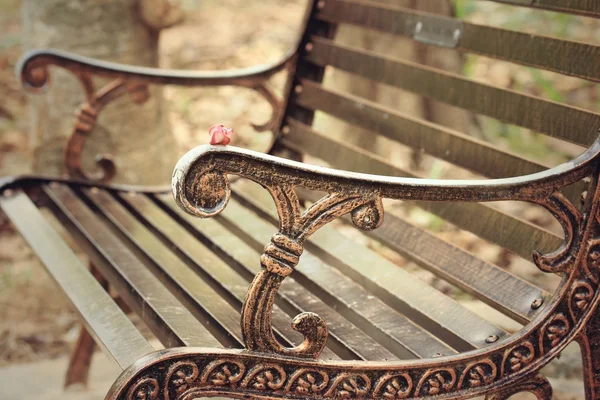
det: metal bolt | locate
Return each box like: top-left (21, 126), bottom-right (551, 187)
top-left (294, 85), bottom-right (303, 94)
top-left (49, 181), bottom-right (60, 189)
top-left (282, 126), bottom-right (290, 135)
top-left (453, 28), bottom-right (462, 41)
top-left (90, 187), bottom-right (100, 195)
top-left (305, 42), bottom-right (313, 52)
top-left (127, 191), bottom-right (137, 198)
top-left (317, 0), bottom-right (326, 10)
top-left (432, 352), bottom-right (444, 358)
top-left (414, 21), bottom-right (423, 34)
top-left (485, 335), bottom-right (499, 344)
top-left (531, 298), bottom-right (544, 310)
top-left (2, 189), bottom-right (14, 198)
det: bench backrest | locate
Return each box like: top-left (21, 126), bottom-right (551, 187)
top-left (277, 0), bottom-right (600, 259)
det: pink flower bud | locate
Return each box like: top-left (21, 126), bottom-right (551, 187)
top-left (209, 124), bottom-right (232, 145)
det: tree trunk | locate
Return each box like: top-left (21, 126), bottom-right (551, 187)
top-left (22, 0), bottom-right (177, 185)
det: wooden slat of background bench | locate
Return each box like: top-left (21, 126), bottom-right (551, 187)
top-left (235, 180), bottom-right (546, 325)
top-left (317, 0), bottom-right (600, 82)
top-left (43, 184), bottom-right (222, 348)
top-left (488, 0), bottom-right (600, 18)
top-left (283, 120), bottom-right (563, 258)
top-left (306, 37), bottom-right (600, 146)
top-left (82, 188), bottom-right (251, 348)
top-left (0, 190), bottom-right (154, 370)
top-left (159, 196), bottom-right (454, 359)
top-left (232, 183), bottom-right (507, 349)
top-left (111, 192), bottom-right (341, 361)
top-left (296, 79), bottom-right (548, 178)
top-left (130, 193), bottom-right (395, 361)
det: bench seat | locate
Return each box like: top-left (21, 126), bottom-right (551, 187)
top-left (4, 179), bottom-right (541, 360)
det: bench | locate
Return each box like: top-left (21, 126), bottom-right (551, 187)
top-left (2, 0), bottom-right (600, 398)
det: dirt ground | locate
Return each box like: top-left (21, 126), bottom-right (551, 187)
top-left (0, 1), bottom-right (599, 399)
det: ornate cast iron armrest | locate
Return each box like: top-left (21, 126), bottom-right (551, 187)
top-left (173, 139), bottom-right (600, 278)
top-left (105, 138), bottom-right (600, 399)
top-left (18, 48), bottom-right (295, 91)
top-left (17, 49), bottom-right (296, 183)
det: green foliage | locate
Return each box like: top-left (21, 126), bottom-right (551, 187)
top-left (452, 0), bottom-right (476, 18)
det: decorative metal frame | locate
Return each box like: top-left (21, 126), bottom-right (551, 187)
top-left (98, 139), bottom-right (600, 399)
top-left (18, 48), bottom-right (294, 182)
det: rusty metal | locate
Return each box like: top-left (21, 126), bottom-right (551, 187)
top-left (100, 137), bottom-right (600, 399)
top-left (65, 326), bottom-right (96, 388)
top-left (485, 374), bottom-right (552, 399)
top-left (17, 46), bottom-right (295, 183)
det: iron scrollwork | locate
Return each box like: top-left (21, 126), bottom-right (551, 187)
top-left (104, 137), bottom-right (600, 399)
top-left (18, 50), bottom-right (293, 183)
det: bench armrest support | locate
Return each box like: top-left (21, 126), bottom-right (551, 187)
top-left (104, 139), bottom-right (600, 399)
top-left (18, 49), bottom-right (296, 183)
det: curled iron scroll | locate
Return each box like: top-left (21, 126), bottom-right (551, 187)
top-left (19, 51), bottom-right (290, 183)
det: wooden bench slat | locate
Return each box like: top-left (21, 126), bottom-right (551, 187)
top-left (119, 193), bottom-right (341, 361)
top-left (232, 181), bottom-right (508, 348)
top-left (210, 197), bottom-right (459, 358)
top-left (317, 0), bottom-right (600, 82)
top-left (82, 188), bottom-right (247, 348)
top-left (489, 0), bottom-right (600, 18)
top-left (0, 190), bottom-right (154, 369)
top-left (283, 119), bottom-right (563, 259)
top-left (43, 184), bottom-right (221, 349)
top-left (306, 37), bottom-right (600, 146)
top-left (295, 79), bottom-right (547, 178)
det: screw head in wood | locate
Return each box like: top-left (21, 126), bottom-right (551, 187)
top-left (531, 298), bottom-right (544, 310)
top-left (485, 335), bottom-right (499, 344)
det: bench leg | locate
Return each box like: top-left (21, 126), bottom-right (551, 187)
top-left (578, 308), bottom-right (600, 400)
top-left (64, 263), bottom-right (131, 389)
top-left (64, 264), bottom-right (107, 388)
top-left (485, 374), bottom-right (552, 400)
top-left (64, 326), bottom-right (96, 388)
